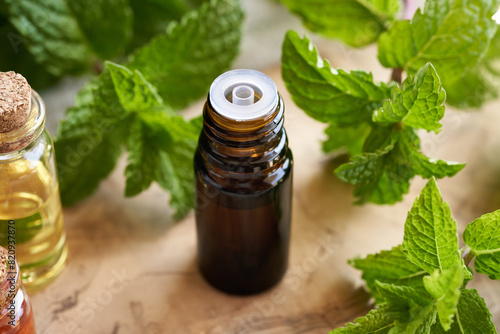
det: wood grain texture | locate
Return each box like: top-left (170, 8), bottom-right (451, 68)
top-left (31, 53), bottom-right (500, 333)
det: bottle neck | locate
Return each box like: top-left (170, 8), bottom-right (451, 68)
top-left (198, 94), bottom-right (288, 177)
top-left (0, 90), bottom-right (45, 155)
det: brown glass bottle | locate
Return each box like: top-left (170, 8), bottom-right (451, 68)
top-left (194, 69), bottom-right (293, 295)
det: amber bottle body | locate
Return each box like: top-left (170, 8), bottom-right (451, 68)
top-left (194, 84), bottom-right (293, 295)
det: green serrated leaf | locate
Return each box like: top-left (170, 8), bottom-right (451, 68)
top-left (403, 178), bottom-right (461, 274)
top-left (378, 0), bottom-right (499, 107)
top-left (375, 281), bottom-right (433, 307)
top-left (322, 123), bottom-right (370, 156)
top-left (124, 118), bottom-right (160, 197)
top-left (336, 128), bottom-right (414, 205)
top-left (409, 151), bottom-right (465, 179)
top-left (55, 71), bottom-right (127, 206)
top-left (329, 304), bottom-right (396, 333)
top-left (282, 30), bottom-right (391, 126)
top-left (282, 0), bottom-right (399, 48)
top-left (67, 0), bottom-right (133, 59)
top-left (127, 0), bottom-right (191, 52)
top-left (4, 0), bottom-right (92, 76)
top-left (0, 16), bottom-right (61, 89)
top-left (430, 289), bottom-right (497, 334)
top-left (372, 63), bottom-right (446, 133)
top-left (350, 245), bottom-right (427, 300)
top-left (106, 62), bottom-right (163, 112)
top-left (423, 266), bottom-right (463, 331)
top-left (464, 210), bottom-right (500, 280)
top-left (128, 0), bottom-right (243, 110)
top-left (378, 0), bottom-right (499, 81)
top-left (446, 26), bottom-right (500, 108)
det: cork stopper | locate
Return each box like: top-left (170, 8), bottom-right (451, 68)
top-left (0, 71), bottom-right (32, 133)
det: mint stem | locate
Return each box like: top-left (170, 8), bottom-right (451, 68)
top-left (391, 68), bottom-right (403, 84)
top-left (462, 246), bottom-right (474, 266)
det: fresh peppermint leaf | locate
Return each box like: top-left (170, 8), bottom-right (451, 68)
top-left (0, 16), bottom-right (60, 89)
top-left (335, 127), bottom-right (411, 205)
top-left (350, 246), bottom-right (427, 298)
top-left (55, 74), bottom-right (127, 206)
top-left (423, 266), bottom-right (463, 331)
top-left (372, 63), bottom-right (446, 133)
top-left (124, 118), bottom-right (161, 197)
top-left (378, 0), bottom-right (499, 103)
top-left (127, 0), bottom-right (191, 52)
top-left (329, 304), bottom-right (396, 333)
top-left (375, 281), bottom-right (432, 307)
top-left (107, 62), bottom-right (163, 112)
top-left (3, 0), bottom-right (92, 76)
top-left (282, 31), bottom-right (391, 125)
top-left (446, 27), bottom-right (500, 108)
top-left (463, 210), bottom-right (500, 280)
top-left (140, 110), bottom-right (201, 220)
top-left (67, 0), bottom-right (133, 59)
top-left (409, 151), bottom-right (465, 179)
top-left (323, 123), bottom-right (371, 156)
top-left (403, 178), bottom-right (461, 274)
top-left (281, 0), bottom-right (399, 48)
top-left (128, 0), bottom-right (243, 109)
top-left (430, 289), bottom-right (497, 334)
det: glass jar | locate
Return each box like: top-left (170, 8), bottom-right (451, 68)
top-left (0, 246), bottom-right (36, 333)
top-left (0, 88), bottom-right (68, 292)
top-left (194, 69), bottom-right (293, 295)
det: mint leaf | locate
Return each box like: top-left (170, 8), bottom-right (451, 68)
top-left (55, 69), bottom-right (127, 206)
top-left (463, 210), bottom-right (500, 280)
top-left (375, 281), bottom-right (432, 307)
top-left (329, 304), bottom-right (396, 333)
top-left (67, 0), bottom-right (133, 59)
top-left (430, 289), bottom-right (497, 334)
top-left (107, 62), bottom-right (163, 112)
top-left (127, 0), bottom-right (191, 52)
top-left (323, 123), bottom-right (370, 156)
top-left (56, 62), bottom-right (201, 219)
top-left (4, 0), bottom-right (92, 76)
top-left (282, 31), bottom-right (391, 125)
top-left (378, 0), bottom-right (499, 82)
top-left (335, 128), bottom-right (412, 205)
top-left (281, 0), bottom-right (399, 48)
top-left (423, 266), bottom-right (463, 331)
top-left (372, 63), bottom-right (446, 133)
top-left (128, 0), bottom-right (243, 109)
top-left (0, 16), bottom-right (60, 89)
top-left (446, 27), bottom-right (500, 108)
top-left (124, 118), bottom-right (161, 197)
top-left (378, 0), bottom-right (499, 109)
top-left (350, 246), bottom-right (427, 298)
top-left (403, 178), bottom-right (461, 273)
top-left (140, 110), bottom-right (201, 220)
top-left (409, 151), bottom-right (465, 179)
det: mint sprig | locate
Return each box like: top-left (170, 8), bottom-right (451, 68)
top-left (330, 178), bottom-right (500, 333)
top-left (55, 0), bottom-right (243, 219)
top-left (281, 0), bottom-right (400, 47)
top-left (282, 31), bottom-right (465, 205)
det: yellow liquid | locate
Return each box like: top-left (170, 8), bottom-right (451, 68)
top-left (0, 159), bottom-right (67, 292)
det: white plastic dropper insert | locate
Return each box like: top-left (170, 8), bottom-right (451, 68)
top-left (209, 69), bottom-right (278, 121)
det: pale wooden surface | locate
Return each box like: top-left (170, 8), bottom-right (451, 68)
top-left (31, 54), bottom-right (500, 333)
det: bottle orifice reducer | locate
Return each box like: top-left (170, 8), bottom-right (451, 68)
top-left (194, 69), bottom-right (293, 295)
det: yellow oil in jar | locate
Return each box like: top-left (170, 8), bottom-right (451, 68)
top-left (0, 158), bottom-right (67, 292)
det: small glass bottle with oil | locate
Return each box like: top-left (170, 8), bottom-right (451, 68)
top-left (0, 72), bottom-right (67, 291)
top-left (0, 246), bottom-right (37, 333)
top-left (194, 69), bottom-right (293, 295)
